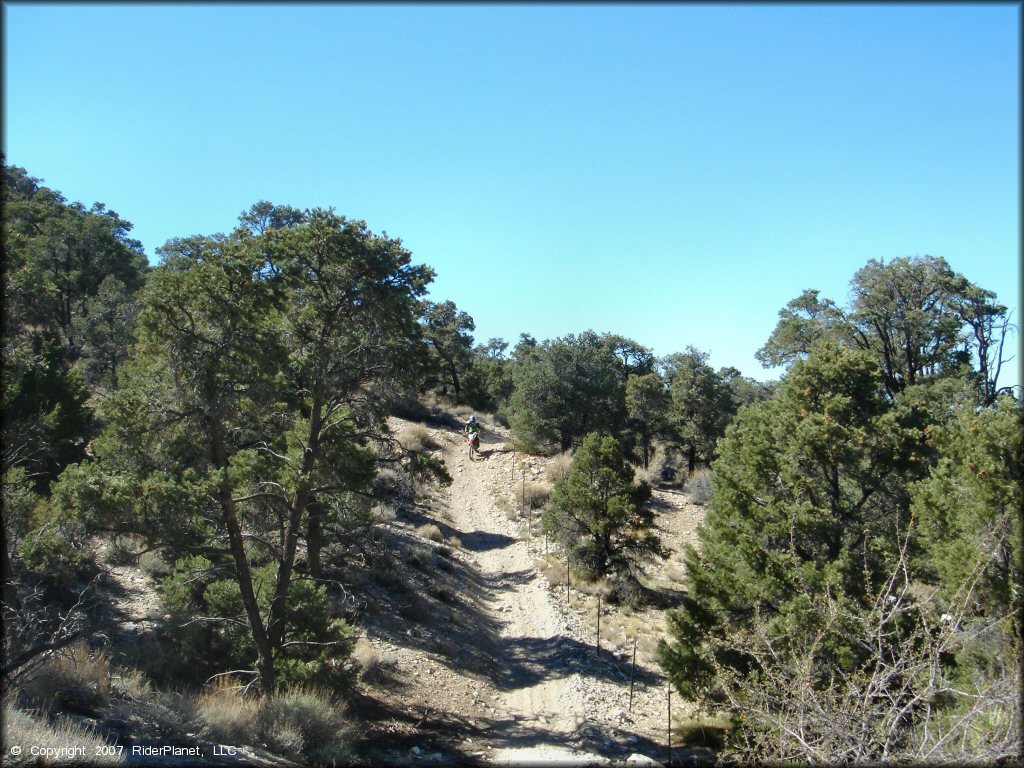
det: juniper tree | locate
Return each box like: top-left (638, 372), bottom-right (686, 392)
top-left (659, 340), bottom-right (1020, 759)
top-left (542, 433), bottom-right (661, 590)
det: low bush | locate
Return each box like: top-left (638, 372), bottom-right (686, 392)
top-left (402, 544), bottom-right (431, 571)
top-left (372, 467), bottom-right (415, 504)
top-left (523, 480), bottom-right (552, 510)
top-left (674, 714), bottom-right (732, 750)
top-left (197, 677), bottom-right (259, 744)
top-left (451, 404), bottom-right (474, 419)
top-left (398, 598), bottom-right (430, 622)
top-left (255, 687), bottom-right (352, 765)
top-left (684, 468), bottom-right (712, 505)
top-left (354, 641), bottom-right (397, 685)
top-left (545, 451), bottom-right (574, 483)
top-left (350, 640), bottom-right (381, 680)
top-left (21, 641), bottom-right (111, 714)
top-left (428, 582), bottom-right (456, 603)
top-left (107, 534), bottom-right (144, 566)
top-left (416, 523), bottom-right (443, 542)
top-left (399, 423), bottom-right (439, 452)
top-left (389, 394), bottom-right (434, 423)
top-left (133, 688), bottom-right (203, 740)
top-left (137, 549), bottom-right (172, 579)
top-left (372, 504), bottom-right (398, 524)
top-left (536, 556), bottom-right (568, 586)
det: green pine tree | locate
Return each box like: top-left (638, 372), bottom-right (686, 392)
top-left (542, 433), bottom-right (660, 591)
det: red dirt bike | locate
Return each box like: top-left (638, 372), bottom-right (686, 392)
top-left (466, 430), bottom-right (481, 459)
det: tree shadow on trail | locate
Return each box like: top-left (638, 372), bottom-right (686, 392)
top-left (353, 688), bottom-right (714, 767)
top-left (481, 568), bottom-right (535, 590)
top-left (458, 529), bottom-right (518, 553)
top-left (395, 504), bottom-right (517, 554)
top-left (488, 633), bottom-right (661, 693)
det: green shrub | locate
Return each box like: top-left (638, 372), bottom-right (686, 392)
top-left (159, 558), bottom-right (355, 691)
top-left (255, 687), bottom-right (352, 765)
top-left (18, 502), bottom-right (96, 592)
top-left (203, 565), bottom-right (356, 691)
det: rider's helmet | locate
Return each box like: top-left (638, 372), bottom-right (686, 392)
top-left (469, 415), bottom-right (478, 426)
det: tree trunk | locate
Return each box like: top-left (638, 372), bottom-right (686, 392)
top-left (561, 432), bottom-right (573, 452)
top-left (267, 382), bottom-right (324, 655)
top-left (209, 417), bottom-right (276, 694)
top-left (446, 358), bottom-right (462, 396)
top-left (687, 444), bottom-right (696, 475)
top-left (307, 502), bottom-right (323, 581)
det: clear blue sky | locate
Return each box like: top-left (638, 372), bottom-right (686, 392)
top-left (4, 3), bottom-right (1019, 388)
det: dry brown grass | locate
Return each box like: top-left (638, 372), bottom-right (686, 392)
top-left (3, 700), bottom-right (122, 766)
top-left (523, 480), bottom-right (553, 510)
top-left (545, 451), bottom-right (574, 483)
top-left (21, 641), bottom-right (111, 712)
top-left (416, 523), bottom-right (443, 542)
top-left (196, 676), bottom-right (260, 744)
top-left (399, 423), bottom-right (439, 452)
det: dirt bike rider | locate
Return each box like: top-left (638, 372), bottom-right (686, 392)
top-left (464, 415), bottom-right (481, 447)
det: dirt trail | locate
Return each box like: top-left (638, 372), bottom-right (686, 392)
top-left (444, 424), bottom-right (588, 762)
top-left (362, 416), bottom-right (706, 765)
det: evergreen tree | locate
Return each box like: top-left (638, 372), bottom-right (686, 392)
top-left (420, 299), bottom-right (475, 398)
top-left (757, 255), bottom-right (1012, 404)
top-left (542, 433), bottom-right (660, 589)
top-left (625, 372), bottom-right (669, 469)
top-left (660, 342), bottom-right (930, 700)
top-left (663, 346), bottom-right (732, 473)
top-left (57, 209), bottom-right (435, 693)
top-left (509, 332), bottom-right (627, 452)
